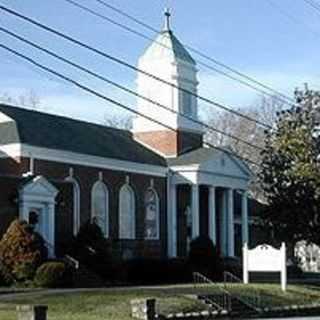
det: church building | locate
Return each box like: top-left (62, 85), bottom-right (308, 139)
top-left (0, 12), bottom-right (251, 260)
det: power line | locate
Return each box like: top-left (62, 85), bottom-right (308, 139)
top-left (0, 42), bottom-right (260, 167)
top-left (62, 0), bottom-right (294, 106)
top-left (0, 4), bottom-right (272, 129)
top-left (303, 0), bottom-right (320, 12)
top-left (265, 0), bottom-right (320, 39)
top-left (0, 26), bottom-right (263, 151)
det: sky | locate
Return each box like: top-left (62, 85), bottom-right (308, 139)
top-left (1, 0), bottom-right (320, 125)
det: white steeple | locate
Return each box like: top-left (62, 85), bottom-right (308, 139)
top-left (133, 10), bottom-right (202, 157)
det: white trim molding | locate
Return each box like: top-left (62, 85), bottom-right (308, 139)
top-left (0, 143), bottom-right (168, 177)
top-left (65, 176), bottom-right (81, 236)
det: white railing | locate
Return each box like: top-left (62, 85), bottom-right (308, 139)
top-left (43, 239), bottom-right (80, 270)
top-left (64, 254), bottom-right (80, 270)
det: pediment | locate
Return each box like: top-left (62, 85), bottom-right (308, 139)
top-left (199, 150), bottom-right (251, 179)
top-left (20, 176), bottom-right (58, 197)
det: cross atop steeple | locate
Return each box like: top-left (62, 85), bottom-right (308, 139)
top-left (164, 8), bottom-right (171, 31)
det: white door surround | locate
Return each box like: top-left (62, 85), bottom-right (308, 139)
top-left (19, 176), bottom-right (58, 257)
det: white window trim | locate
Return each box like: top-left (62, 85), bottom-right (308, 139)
top-left (65, 177), bottom-right (81, 236)
top-left (119, 183), bottom-right (136, 240)
top-left (91, 181), bottom-right (109, 238)
top-left (144, 188), bottom-right (160, 240)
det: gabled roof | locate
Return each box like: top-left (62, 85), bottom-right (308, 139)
top-left (0, 104), bottom-right (167, 167)
top-left (167, 146), bottom-right (252, 177)
top-left (167, 147), bottom-right (219, 166)
top-left (141, 30), bottom-right (196, 65)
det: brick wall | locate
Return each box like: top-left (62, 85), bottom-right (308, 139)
top-left (0, 176), bottom-right (20, 235)
top-left (32, 158), bottom-right (168, 259)
top-left (134, 130), bottom-right (203, 157)
top-left (0, 152), bottom-right (168, 259)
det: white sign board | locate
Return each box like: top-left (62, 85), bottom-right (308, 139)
top-left (243, 243), bottom-right (287, 291)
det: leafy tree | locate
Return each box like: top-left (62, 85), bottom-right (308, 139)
top-left (0, 219), bottom-right (47, 281)
top-left (259, 87), bottom-right (320, 245)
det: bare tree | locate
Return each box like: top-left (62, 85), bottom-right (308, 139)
top-left (204, 95), bottom-right (286, 199)
top-left (0, 89), bottom-right (41, 109)
top-left (103, 113), bottom-right (132, 130)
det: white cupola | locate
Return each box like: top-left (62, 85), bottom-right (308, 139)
top-left (133, 10), bottom-right (203, 157)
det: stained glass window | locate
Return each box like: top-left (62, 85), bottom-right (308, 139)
top-left (144, 188), bottom-right (159, 239)
top-left (92, 181), bottom-right (109, 237)
top-left (119, 184), bottom-right (135, 239)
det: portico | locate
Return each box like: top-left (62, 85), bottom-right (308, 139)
top-left (167, 147), bottom-right (251, 258)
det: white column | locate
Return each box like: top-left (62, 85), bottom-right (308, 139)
top-left (281, 242), bottom-right (287, 292)
top-left (168, 184), bottom-right (177, 257)
top-left (220, 190), bottom-right (227, 256)
top-left (243, 242), bottom-right (249, 284)
top-left (47, 203), bottom-right (55, 258)
top-left (227, 188), bottom-right (235, 257)
top-left (208, 186), bottom-right (216, 244)
top-left (191, 185), bottom-right (200, 239)
top-left (241, 191), bottom-right (249, 246)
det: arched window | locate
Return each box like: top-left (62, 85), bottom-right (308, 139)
top-left (91, 181), bottom-right (109, 237)
top-left (144, 188), bottom-right (159, 240)
top-left (66, 177), bottom-right (81, 236)
top-left (119, 184), bottom-right (135, 239)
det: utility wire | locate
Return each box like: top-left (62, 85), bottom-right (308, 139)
top-left (0, 26), bottom-right (263, 151)
top-left (0, 4), bottom-right (272, 129)
top-left (303, 0), bottom-right (320, 12)
top-left (265, 0), bottom-right (320, 39)
top-left (0, 42), bottom-right (260, 167)
top-left (62, 0), bottom-right (294, 106)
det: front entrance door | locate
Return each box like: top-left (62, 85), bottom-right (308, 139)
top-left (28, 206), bottom-right (45, 236)
top-left (19, 176), bottom-right (58, 258)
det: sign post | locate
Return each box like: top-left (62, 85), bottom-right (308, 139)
top-left (243, 242), bottom-right (287, 292)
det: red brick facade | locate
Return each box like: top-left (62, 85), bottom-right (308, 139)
top-left (134, 130), bottom-right (203, 157)
top-left (0, 157), bottom-right (167, 260)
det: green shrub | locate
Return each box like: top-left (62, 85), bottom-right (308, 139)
top-left (71, 220), bottom-right (111, 278)
top-left (0, 261), bottom-right (14, 286)
top-left (12, 261), bottom-right (36, 282)
top-left (34, 262), bottom-right (68, 288)
top-left (188, 236), bottom-right (222, 280)
top-left (0, 219), bottom-right (47, 282)
top-left (222, 256), bottom-right (242, 278)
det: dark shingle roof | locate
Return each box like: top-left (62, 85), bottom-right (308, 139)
top-left (163, 31), bottom-right (196, 64)
top-left (142, 30), bottom-right (196, 65)
top-left (167, 147), bottom-right (218, 166)
top-left (0, 104), bottom-right (167, 167)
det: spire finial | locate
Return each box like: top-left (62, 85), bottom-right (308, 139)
top-left (164, 8), bottom-right (171, 31)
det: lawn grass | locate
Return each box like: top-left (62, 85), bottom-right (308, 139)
top-left (0, 290), bottom-right (208, 320)
top-left (0, 284), bottom-right (319, 320)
